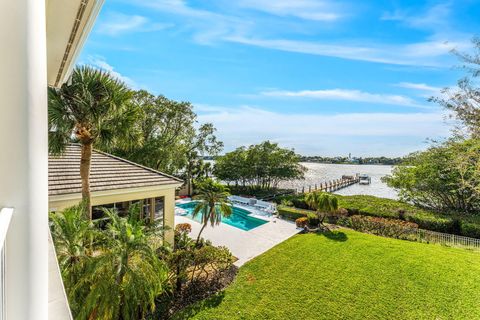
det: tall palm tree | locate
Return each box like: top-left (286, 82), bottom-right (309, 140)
top-left (75, 209), bottom-right (169, 320)
top-left (193, 179), bottom-right (232, 245)
top-left (305, 192), bottom-right (339, 227)
top-left (48, 66), bottom-right (134, 219)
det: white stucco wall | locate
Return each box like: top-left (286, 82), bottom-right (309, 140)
top-left (0, 0), bottom-right (49, 319)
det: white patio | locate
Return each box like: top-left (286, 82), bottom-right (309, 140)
top-left (175, 211), bottom-right (300, 266)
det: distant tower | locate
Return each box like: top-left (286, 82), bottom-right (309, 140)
top-left (348, 153), bottom-right (352, 160)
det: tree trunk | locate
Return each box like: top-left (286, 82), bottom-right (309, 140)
top-left (195, 222), bottom-right (207, 246)
top-left (80, 142), bottom-right (93, 219)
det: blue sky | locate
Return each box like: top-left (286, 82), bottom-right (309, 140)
top-left (80, 0), bottom-right (479, 157)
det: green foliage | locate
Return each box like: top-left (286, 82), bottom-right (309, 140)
top-left (48, 65), bottom-right (133, 153)
top-left (49, 204), bottom-right (98, 291)
top-left (384, 139), bottom-right (480, 213)
top-left (277, 206), bottom-right (311, 221)
top-left (339, 215), bottom-right (419, 239)
top-left (193, 179), bottom-right (232, 244)
top-left (50, 205), bottom-right (170, 320)
top-left (190, 246), bottom-right (234, 282)
top-left (214, 141), bottom-right (305, 189)
top-left (304, 192), bottom-right (339, 227)
top-left (306, 213), bottom-right (320, 227)
top-left (277, 194), bottom-right (480, 238)
top-left (172, 231), bottom-right (480, 320)
top-left (107, 90), bottom-right (223, 178)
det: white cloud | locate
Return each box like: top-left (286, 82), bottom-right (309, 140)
top-left (224, 36), bottom-right (466, 66)
top-left (396, 82), bottom-right (442, 92)
top-left (195, 105), bottom-right (450, 156)
top-left (237, 0), bottom-right (343, 21)
top-left (259, 88), bottom-right (430, 108)
top-left (96, 12), bottom-right (173, 36)
top-left (85, 56), bottom-right (138, 88)
top-left (381, 3), bottom-right (451, 31)
top-left (135, 0), bottom-right (250, 44)
top-left (131, 1), bottom-right (471, 66)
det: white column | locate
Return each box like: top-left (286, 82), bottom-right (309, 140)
top-left (0, 0), bottom-right (49, 319)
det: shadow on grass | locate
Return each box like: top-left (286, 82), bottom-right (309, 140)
top-left (316, 230), bottom-right (348, 242)
top-left (171, 291), bottom-right (226, 319)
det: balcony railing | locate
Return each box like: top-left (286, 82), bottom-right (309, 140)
top-left (0, 208), bottom-right (13, 320)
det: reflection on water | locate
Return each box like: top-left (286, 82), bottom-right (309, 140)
top-left (278, 163), bottom-right (398, 199)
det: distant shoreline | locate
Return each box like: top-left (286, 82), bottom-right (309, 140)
top-left (300, 161), bottom-right (395, 166)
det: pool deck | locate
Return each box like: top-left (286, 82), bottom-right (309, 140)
top-left (175, 203), bottom-right (301, 266)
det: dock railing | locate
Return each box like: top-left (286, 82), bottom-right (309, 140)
top-left (296, 175), bottom-right (360, 194)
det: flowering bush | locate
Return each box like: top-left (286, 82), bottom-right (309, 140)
top-left (175, 223), bottom-right (192, 234)
top-left (340, 215), bottom-right (418, 239)
top-left (295, 217), bottom-right (308, 228)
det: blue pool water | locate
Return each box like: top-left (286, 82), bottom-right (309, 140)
top-left (176, 202), bottom-right (268, 231)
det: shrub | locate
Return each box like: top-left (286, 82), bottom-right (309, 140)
top-left (191, 246), bottom-right (234, 282)
top-left (341, 215), bottom-right (418, 240)
top-left (278, 194), bottom-right (480, 239)
top-left (277, 206), bottom-right (311, 221)
top-left (175, 223), bottom-right (192, 234)
top-left (292, 198), bottom-right (310, 210)
top-left (295, 217), bottom-right (308, 228)
top-left (307, 213), bottom-right (320, 228)
top-left (281, 198), bottom-right (294, 207)
top-left (461, 222), bottom-right (480, 239)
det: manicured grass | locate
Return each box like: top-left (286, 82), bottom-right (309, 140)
top-left (173, 230), bottom-right (480, 320)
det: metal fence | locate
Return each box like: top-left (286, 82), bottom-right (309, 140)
top-left (414, 228), bottom-right (480, 250)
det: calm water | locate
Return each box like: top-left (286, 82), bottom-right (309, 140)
top-left (278, 163), bottom-right (398, 199)
top-left (176, 201), bottom-right (268, 231)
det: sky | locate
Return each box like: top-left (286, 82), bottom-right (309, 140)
top-left (80, 0), bottom-right (480, 157)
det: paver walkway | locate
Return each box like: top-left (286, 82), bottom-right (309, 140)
top-left (175, 213), bottom-right (300, 266)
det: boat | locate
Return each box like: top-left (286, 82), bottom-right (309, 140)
top-left (358, 174), bottom-right (371, 185)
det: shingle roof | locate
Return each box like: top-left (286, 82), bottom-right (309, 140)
top-left (49, 144), bottom-right (183, 196)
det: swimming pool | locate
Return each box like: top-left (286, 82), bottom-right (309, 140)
top-left (176, 201), bottom-right (268, 231)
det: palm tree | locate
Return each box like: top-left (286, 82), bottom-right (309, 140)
top-left (48, 65), bottom-right (134, 219)
top-left (192, 179), bottom-right (232, 245)
top-left (305, 192), bottom-right (339, 228)
top-left (49, 204), bottom-right (97, 291)
top-left (75, 208), bottom-right (169, 320)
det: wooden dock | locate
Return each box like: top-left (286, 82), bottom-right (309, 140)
top-left (297, 175), bottom-right (360, 194)
top-left (260, 175), bottom-right (360, 201)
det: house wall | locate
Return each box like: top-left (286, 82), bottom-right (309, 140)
top-left (49, 184), bottom-right (181, 244)
top-left (0, 0), bottom-right (49, 319)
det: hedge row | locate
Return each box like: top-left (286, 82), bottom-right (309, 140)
top-left (276, 194), bottom-right (480, 239)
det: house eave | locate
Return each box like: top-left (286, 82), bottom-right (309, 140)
top-left (46, 0), bottom-right (105, 87)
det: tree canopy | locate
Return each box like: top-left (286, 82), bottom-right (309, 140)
top-left (109, 90), bottom-right (223, 178)
top-left (384, 139), bottom-right (480, 213)
top-left (214, 141), bottom-right (305, 189)
top-left (386, 38), bottom-right (480, 215)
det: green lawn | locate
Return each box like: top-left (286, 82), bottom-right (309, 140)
top-left (173, 230), bottom-right (480, 320)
